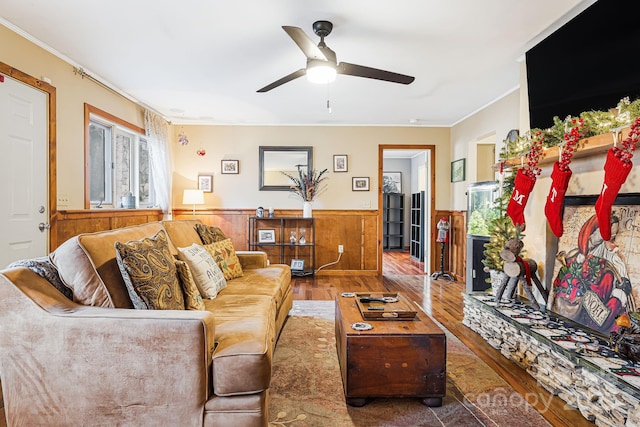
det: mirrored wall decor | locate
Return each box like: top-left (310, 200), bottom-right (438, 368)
top-left (259, 146), bottom-right (313, 191)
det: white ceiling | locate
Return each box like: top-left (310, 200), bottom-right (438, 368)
top-left (0, 0), bottom-right (594, 127)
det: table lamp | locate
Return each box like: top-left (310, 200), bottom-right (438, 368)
top-left (183, 189), bottom-right (204, 219)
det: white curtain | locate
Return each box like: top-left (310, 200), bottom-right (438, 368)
top-left (144, 110), bottom-right (172, 219)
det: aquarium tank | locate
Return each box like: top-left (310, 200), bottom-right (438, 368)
top-left (467, 181), bottom-right (499, 236)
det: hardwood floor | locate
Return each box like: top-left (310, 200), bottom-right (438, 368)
top-left (382, 249), bottom-right (426, 275)
top-left (292, 251), bottom-right (591, 427)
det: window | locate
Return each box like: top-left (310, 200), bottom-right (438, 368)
top-left (85, 104), bottom-right (154, 208)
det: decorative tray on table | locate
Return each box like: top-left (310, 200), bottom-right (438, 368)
top-left (354, 292), bottom-right (417, 320)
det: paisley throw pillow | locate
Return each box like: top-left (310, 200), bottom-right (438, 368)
top-left (195, 223), bottom-right (227, 245)
top-left (115, 230), bottom-right (185, 310)
top-left (174, 260), bottom-right (206, 310)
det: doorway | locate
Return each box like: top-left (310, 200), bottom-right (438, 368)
top-left (0, 62), bottom-right (56, 266)
top-left (378, 145), bottom-right (435, 276)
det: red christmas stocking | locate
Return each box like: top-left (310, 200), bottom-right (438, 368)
top-left (544, 161), bottom-right (573, 237)
top-left (595, 148), bottom-right (633, 240)
top-left (506, 169), bottom-right (537, 228)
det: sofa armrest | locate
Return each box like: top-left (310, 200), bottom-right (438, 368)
top-left (236, 251), bottom-right (268, 269)
top-left (0, 268), bottom-right (215, 426)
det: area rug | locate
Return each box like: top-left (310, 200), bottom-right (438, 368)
top-left (269, 300), bottom-right (551, 427)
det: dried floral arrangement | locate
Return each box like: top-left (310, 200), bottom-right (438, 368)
top-left (282, 168), bottom-right (329, 202)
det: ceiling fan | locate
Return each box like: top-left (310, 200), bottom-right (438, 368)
top-left (257, 20), bottom-right (415, 93)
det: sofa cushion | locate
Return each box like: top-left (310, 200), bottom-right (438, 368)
top-left (204, 294), bottom-right (276, 396)
top-left (219, 266), bottom-right (290, 312)
top-left (177, 244), bottom-right (226, 299)
top-left (161, 220), bottom-right (204, 254)
top-left (174, 260), bottom-right (206, 310)
top-left (195, 223), bottom-right (227, 244)
top-left (115, 230), bottom-right (185, 310)
top-left (50, 222), bottom-right (166, 308)
top-left (205, 239), bottom-right (243, 280)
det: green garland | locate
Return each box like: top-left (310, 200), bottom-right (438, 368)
top-left (482, 96), bottom-right (640, 276)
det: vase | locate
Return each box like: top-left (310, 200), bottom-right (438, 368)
top-left (303, 201), bottom-right (313, 218)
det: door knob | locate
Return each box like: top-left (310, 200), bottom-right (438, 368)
top-left (38, 222), bottom-right (51, 232)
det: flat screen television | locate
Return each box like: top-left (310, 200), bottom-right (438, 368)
top-left (526, 0), bottom-right (640, 130)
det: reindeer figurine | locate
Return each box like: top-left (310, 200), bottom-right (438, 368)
top-left (493, 237), bottom-right (548, 309)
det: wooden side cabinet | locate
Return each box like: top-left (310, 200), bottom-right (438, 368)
top-left (248, 217), bottom-right (315, 276)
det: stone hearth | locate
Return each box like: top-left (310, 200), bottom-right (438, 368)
top-left (463, 293), bottom-right (640, 427)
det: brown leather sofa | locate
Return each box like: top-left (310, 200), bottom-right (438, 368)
top-left (0, 220), bottom-right (292, 426)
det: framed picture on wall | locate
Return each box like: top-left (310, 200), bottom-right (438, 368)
top-left (451, 158), bottom-right (466, 183)
top-left (221, 160), bottom-right (239, 174)
top-left (382, 171), bottom-right (402, 193)
top-left (198, 175), bottom-right (213, 192)
top-left (333, 154), bottom-right (348, 172)
top-left (352, 177), bottom-right (370, 191)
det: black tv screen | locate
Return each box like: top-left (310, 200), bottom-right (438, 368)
top-left (526, 0), bottom-right (640, 130)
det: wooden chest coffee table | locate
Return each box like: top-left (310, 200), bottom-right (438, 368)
top-left (335, 293), bottom-right (446, 407)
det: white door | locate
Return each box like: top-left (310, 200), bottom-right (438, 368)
top-left (0, 75), bottom-right (48, 267)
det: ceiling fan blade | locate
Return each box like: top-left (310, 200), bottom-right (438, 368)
top-left (282, 26), bottom-right (327, 60)
top-left (257, 69), bottom-right (306, 93)
top-left (337, 62), bottom-right (415, 85)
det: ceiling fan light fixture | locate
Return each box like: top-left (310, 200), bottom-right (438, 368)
top-left (306, 60), bottom-right (336, 84)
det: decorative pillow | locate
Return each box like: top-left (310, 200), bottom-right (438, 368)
top-left (195, 223), bottom-right (227, 245)
top-left (174, 260), bottom-right (206, 310)
top-left (8, 257), bottom-right (73, 301)
top-left (205, 238), bottom-right (243, 281)
top-left (114, 230), bottom-right (185, 310)
top-left (177, 244), bottom-right (226, 299)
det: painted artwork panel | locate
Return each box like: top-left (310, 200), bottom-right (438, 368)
top-left (548, 195), bottom-right (640, 334)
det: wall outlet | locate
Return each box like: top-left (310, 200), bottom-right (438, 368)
top-left (338, 245), bottom-right (344, 253)
top-left (57, 194), bottom-right (69, 206)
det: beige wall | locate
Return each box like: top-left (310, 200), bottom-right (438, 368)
top-left (171, 125), bottom-right (451, 211)
top-left (1, 24), bottom-right (451, 213)
top-left (0, 24), bottom-right (144, 210)
top-left (450, 90), bottom-right (520, 211)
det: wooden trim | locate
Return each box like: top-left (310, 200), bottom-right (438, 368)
top-left (83, 103), bottom-right (146, 209)
top-left (378, 145), bottom-right (436, 275)
top-left (0, 61), bottom-right (58, 252)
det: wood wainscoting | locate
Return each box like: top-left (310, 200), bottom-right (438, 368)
top-left (432, 210), bottom-right (466, 282)
top-left (53, 209), bottom-right (164, 249)
top-left (173, 209), bottom-right (379, 274)
top-left (52, 208), bottom-right (467, 276)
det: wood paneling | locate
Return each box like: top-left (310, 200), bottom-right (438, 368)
top-left (449, 210), bottom-right (466, 281)
top-left (173, 208), bottom-right (379, 273)
top-left (53, 209), bottom-right (164, 247)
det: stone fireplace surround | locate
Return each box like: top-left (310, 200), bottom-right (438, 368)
top-left (463, 293), bottom-right (640, 427)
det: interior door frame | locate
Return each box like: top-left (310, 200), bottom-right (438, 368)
top-left (378, 144), bottom-right (436, 275)
top-left (0, 61), bottom-right (57, 251)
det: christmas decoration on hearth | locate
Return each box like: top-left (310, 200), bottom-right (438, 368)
top-left (493, 236), bottom-right (546, 309)
top-left (483, 132), bottom-right (518, 284)
top-left (545, 118), bottom-right (584, 237)
top-left (506, 130), bottom-right (544, 228)
top-left (595, 115), bottom-right (640, 240)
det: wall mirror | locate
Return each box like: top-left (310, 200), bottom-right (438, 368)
top-left (259, 146), bottom-right (313, 191)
